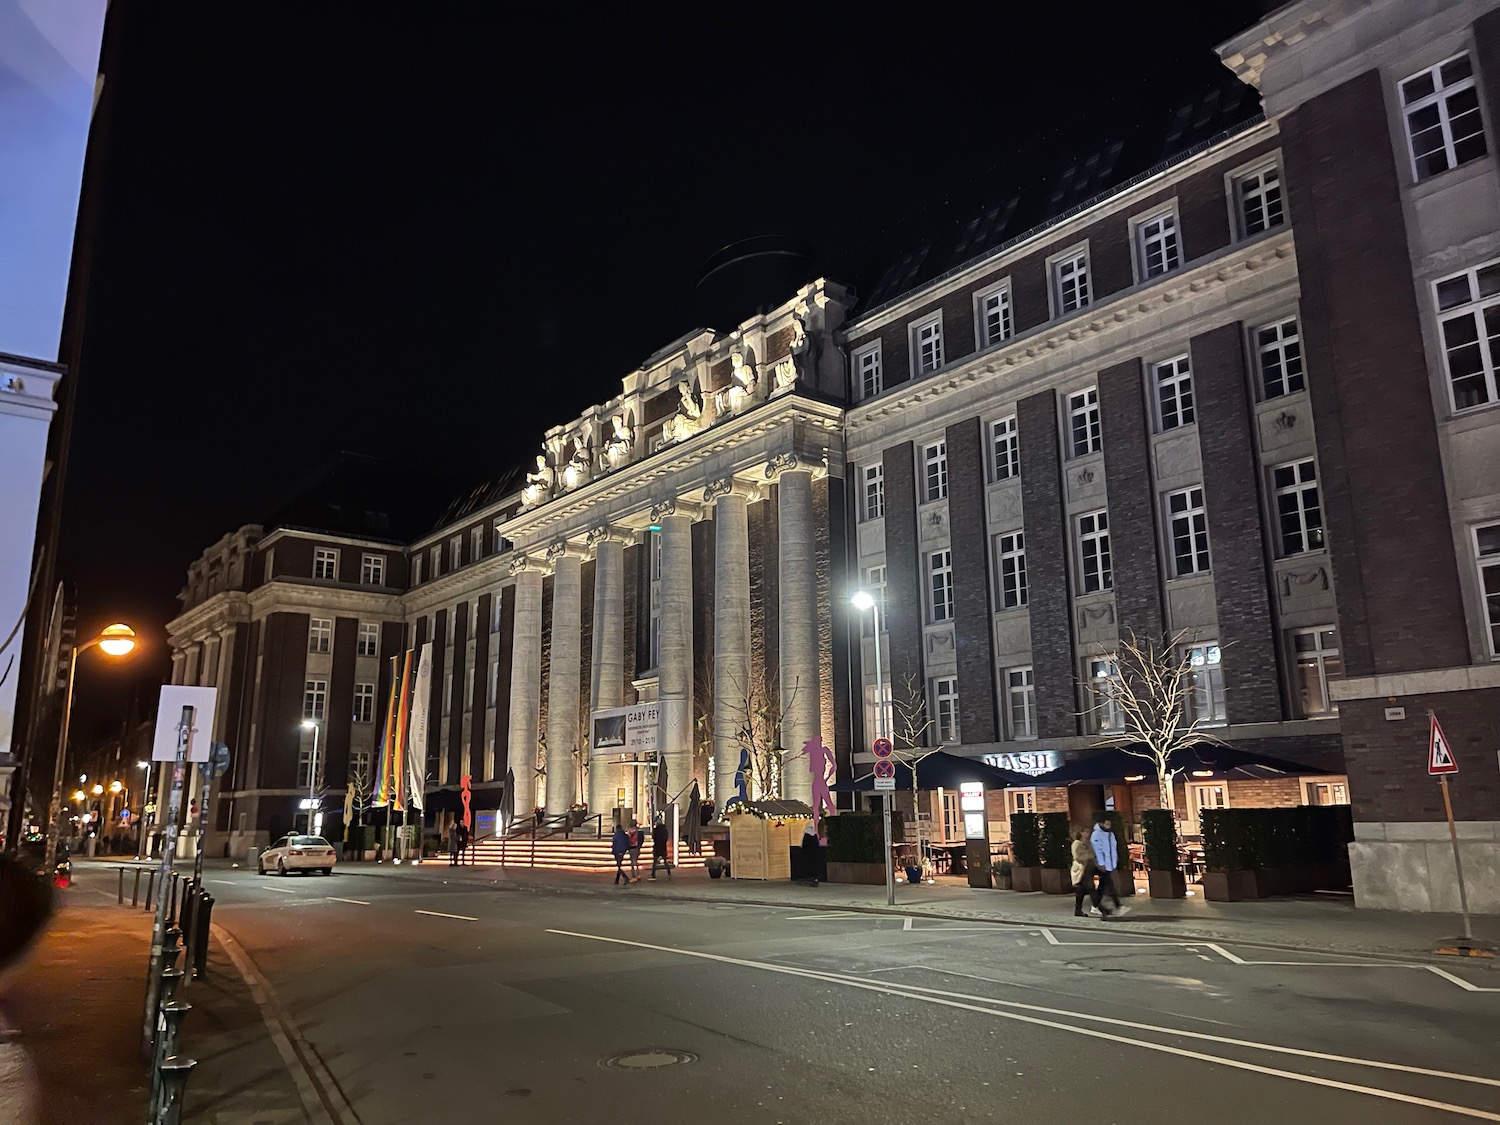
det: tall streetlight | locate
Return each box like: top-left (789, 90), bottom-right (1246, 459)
top-left (850, 589), bottom-right (895, 907)
top-left (301, 719), bottom-right (321, 834)
top-left (44, 623), bottom-right (137, 871)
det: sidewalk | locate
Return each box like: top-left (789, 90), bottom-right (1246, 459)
top-left (0, 889), bottom-right (315, 1125)
top-left (334, 856), bottom-right (1500, 961)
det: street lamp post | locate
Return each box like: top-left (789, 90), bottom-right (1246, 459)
top-left (135, 760), bottom-right (152, 858)
top-left (44, 623), bottom-right (137, 872)
top-left (301, 719), bottom-right (321, 834)
top-left (851, 590), bottom-right (895, 907)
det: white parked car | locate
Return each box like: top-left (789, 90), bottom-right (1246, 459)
top-left (259, 834), bottom-right (337, 876)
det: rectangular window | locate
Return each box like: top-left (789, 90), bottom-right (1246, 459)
top-left (493, 526), bottom-right (507, 555)
top-left (450, 538), bottom-right (462, 570)
top-left (922, 441), bottom-right (948, 502)
top-left (429, 545), bottom-right (440, 577)
top-left (308, 617), bottom-right (331, 655)
top-left (995, 531), bottom-right (1027, 609)
top-left (1165, 487), bottom-right (1211, 576)
top-left (471, 527), bottom-right (483, 560)
top-left (411, 554), bottom-right (423, 585)
top-left (1054, 251), bottom-right (1091, 314)
top-left (1006, 667), bottom-right (1036, 740)
top-left (1068, 387), bottom-right (1101, 457)
top-left (1292, 627), bottom-right (1342, 716)
top-left (1078, 510), bottom-right (1112, 593)
top-left (1006, 789), bottom-right (1037, 816)
top-left (855, 342), bottom-right (883, 399)
top-left (489, 659), bottom-right (500, 706)
top-left (297, 747), bottom-right (318, 790)
top-left (1087, 657), bottom-right (1124, 732)
top-left (303, 679), bottom-right (327, 722)
top-left (863, 463), bottom-right (885, 520)
top-left (1255, 318), bottom-right (1305, 400)
top-left (1153, 355), bottom-right (1195, 430)
top-left (1474, 523), bottom-right (1500, 656)
top-left (941, 790), bottom-right (962, 842)
top-left (1435, 261), bottom-right (1500, 411)
top-left (1235, 164), bottom-right (1283, 237)
top-left (1273, 458), bottom-right (1324, 555)
top-left (357, 621), bottom-right (380, 657)
top-left (928, 549), bottom-right (954, 623)
top-left (360, 553), bottom-right (385, 586)
top-left (353, 682), bottom-right (375, 724)
top-left (912, 317), bottom-right (944, 375)
top-left (977, 285), bottom-right (1012, 348)
top-left (933, 677), bottom-right (960, 743)
top-left (864, 682), bottom-right (893, 743)
top-left (1184, 643), bottom-right (1226, 725)
top-left (860, 565), bottom-right (888, 638)
top-left (1401, 53), bottom-right (1486, 182)
top-left (990, 415), bottom-right (1019, 481)
top-left (1137, 210), bottom-right (1180, 278)
top-left (464, 670), bottom-right (474, 713)
top-left (313, 547), bottom-right (339, 581)
top-left (492, 598), bottom-right (503, 633)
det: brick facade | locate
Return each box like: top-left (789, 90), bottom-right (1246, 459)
top-left (1097, 358), bottom-right (1164, 643)
top-left (881, 442), bottom-right (926, 732)
top-left (945, 416), bottom-right (999, 742)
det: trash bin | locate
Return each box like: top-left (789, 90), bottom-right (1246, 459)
top-left (246, 848), bottom-right (259, 872)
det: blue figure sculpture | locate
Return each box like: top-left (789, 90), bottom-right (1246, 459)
top-left (728, 746), bottom-right (751, 809)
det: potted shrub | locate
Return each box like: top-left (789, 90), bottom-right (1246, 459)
top-left (1201, 808), bottom-right (1258, 901)
top-left (825, 815), bottom-right (889, 885)
top-left (1009, 812), bottom-right (1043, 892)
top-left (1039, 812), bottom-right (1072, 894)
top-left (568, 803), bottom-right (589, 829)
top-left (994, 859), bottom-right (1013, 890)
top-left (1140, 809), bottom-right (1185, 898)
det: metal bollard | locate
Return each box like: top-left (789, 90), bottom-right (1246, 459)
top-left (167, 873), bottom-right (180, 926)
top-left (192, 894), bottom-right (213, 979)
top-left (148, 999), bottom-right (191, 1117)
top-left (132, 868), bottom-right (143, 908)
top-left (143, 868), bottom-right (156, 911)
top-left (162, 926), bottom-right (182, 973)
top-left (178, 892), bottom-right (198, 985)
top-left (154, 1056), bottom-right (197, 1125)
top-left (157, 968), bottom-right (185, 1011)
top-left (118, 867), bottom-right (125, 904)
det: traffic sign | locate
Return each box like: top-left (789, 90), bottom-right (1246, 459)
top-left (1429, 714), bottom-right (1458, 774)
top-left (872, 737), bottom-right (893, 759)
top-left (874, 758), bottom-right (896, 790)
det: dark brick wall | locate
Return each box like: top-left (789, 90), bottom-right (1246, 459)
top-left (692, 520), bottom-right (715, 761)
top-left (814, 478), bottom-right (840, 757)
top-left (1097, 358), bottom-right (1164, 643)
top-left (825, 474), bottom-right (853, 787)
top-left (257, 612), bottom-right (309, 790)
top-left (428, 610), bottom-right (447, 782)
top-left (234, 620), bottom-right (262, 797)
top-left (1231, 733), bottom-right (1345, 777)
top-left (472, 593), bottom-right (492, 780)
top-left (1342, 690), bottom-right (1500, 824)
top-left (945, 416), bottom-right (998, 742)
top-left (843, 461), bottom-right (866, 767)
top-left (881, 441), bottom-right (926, 732)
top-left (538, 577), bottom-right (553, 748)
top-left (1018, 392), bottom-right (1078, 738)
top-left (623, 544), bottom-right (642, 690)
top-left (633, 538), bottom-right (651, 674)
top-left (495, 587), bottom-right (515, 778)
top-left (750, 494), bottom-right (780, 709)
top-left (326, 617), bottom-right (357, 788)
top-left (1282, 69), bottom-right (1471, 677)
top-left (1192, 322), bottom-right (1283, 724)
top-left (578, 560), bottom-right (595, 778)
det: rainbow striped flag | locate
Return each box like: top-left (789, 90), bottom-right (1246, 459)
top-left (372, 652), bottom-right (412, 808)
top-left (389, 649), bottom-right (414, 811)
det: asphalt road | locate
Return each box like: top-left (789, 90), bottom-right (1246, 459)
top-left (182, 866), bottom-right (1499, 1124)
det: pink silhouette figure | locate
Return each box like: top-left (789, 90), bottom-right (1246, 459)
top-left (803, 737), bottom-right (836, 840)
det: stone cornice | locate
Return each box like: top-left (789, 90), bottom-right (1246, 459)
top-left (0, 355), bottom-right (61, 422)
top-left (1330, 663), bottom-right (1500, 702)
top-left (403, 552), bottom-right (515, 614)
top-left (166, 591), bottom-right (252, 645)
top-left (1216, 0), bottom-right (1369, 90)
top-left (245, 581), bottom-right (403, 622)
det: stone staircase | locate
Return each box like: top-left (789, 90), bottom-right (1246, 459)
top-left (465, 831), bottom-right (710, 872)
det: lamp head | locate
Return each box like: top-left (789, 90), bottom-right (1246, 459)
top-left (109, 780), bottom-right (123, 793)
top-left (302, 719), bottom-right (318, 730)
top-left (850, 590), bottom-right (874, 611)
top-left (96, 623), bottom-right (137, 657)
top-left (91, 783), bottom-right (103, 796)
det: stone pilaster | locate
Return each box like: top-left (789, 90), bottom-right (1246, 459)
top-left (588, 533), bottom-right (626, 811)
top-left (778, 467), bottom-right (819, 803)
top-left (545, 548), bottom-right (582, 814)
top-left (506, 564), bottom-right (543, 812)
top-left (710, 482), bottom-right (751, 803)
top-left (656, 505), bottom-right (694, 810)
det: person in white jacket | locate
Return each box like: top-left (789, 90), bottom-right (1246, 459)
top-left (1088, 817), bottom-right (1130, 918)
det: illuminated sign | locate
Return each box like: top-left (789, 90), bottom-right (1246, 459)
top-left (983, 750), bottom-right (1061, 776)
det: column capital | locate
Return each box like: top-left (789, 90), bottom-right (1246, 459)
top-left (703, 475), bottom-right (760, 505)
top-left (544, 539), bottom-right (587, 569)
top-left (649, 496), bottom-right (702, 524)
top-left (584, 524), bottom-right (632, 551)
top-left (508, 554), bottom-right (534, 577)
top-left (762, 451), bottom-right (807, 481)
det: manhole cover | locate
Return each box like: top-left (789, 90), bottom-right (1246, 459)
top-left (600, 1049), bottom-right (697, 1071)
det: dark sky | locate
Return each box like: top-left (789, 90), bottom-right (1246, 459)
top-left (59, 0), bottom-right (1267, 740)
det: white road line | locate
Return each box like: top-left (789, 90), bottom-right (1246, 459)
top-left (415, 909), bottom-right (476, 921)
top-left (547, 927), bottom-right (1500, 1120)
top-left (1038, 927), bottom-right (1182, 948)
top-left (259, 885), bottom-right (299, 894)
top-left (1427, 966), bottom-right (1500, 993)
top-left (780, 911), bottom-right (868, 920)
top-left (903, 917), bottom-right (913, 931)
top-left (328, 897), bottom-right (370, 906)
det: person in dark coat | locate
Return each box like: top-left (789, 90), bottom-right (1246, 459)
top-left (449, 822), bottom-right (462, 867)
top-left (649, 818), bottom-right (672, 880)
top-left (627, 820), bottom-right (644, 881)
top-left (611, 824), bottom-right (631, 885)
top-left (456, 820), bottom-right (470, 866)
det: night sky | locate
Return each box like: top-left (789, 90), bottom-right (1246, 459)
top-left (58, 1), bottom-right (1267, 741)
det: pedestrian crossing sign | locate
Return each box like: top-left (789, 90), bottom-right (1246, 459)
top-left (1428, 713), bottom-right (1459, 775)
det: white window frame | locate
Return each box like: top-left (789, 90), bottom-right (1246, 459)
top-left (1006, 788), bottom-right (1037, 816)
top-left (429, 545), bottom-right (440, 577)
top-left (990, 414), bottom-right (1019, 482)
top-left (1272, 458), bottom-right (1324, 556)
top-left (1005, 666), bottom-right (1036, 741)
top-left (308, 617), bottom-right (332, 655)
top-left (449, 537), bottom-right (462, 570)
top-left (1153, 354), bottom-right (1195, 431)
top-left (860, 565), bottom-right (888, 638)
top-left (854, 341), bottom-right (883, 400)
top-left (995, 531), bottom-right (1027, 609)
top-left (353, 682), bottom-right (376, 724)
top-left (928, 548), bottom-right (954, 623)
top-left (1077, 510), bottom-right (1112, 593)
top-left (1183, 642), bottom-right (1226, 726)
top-left (864, 681), bottom-right (893, 744)
top-left (1232, 162), bottom-right (1284, 239)
top-left (932, 676), bottom-right (960, 744)
top-left (1434, 260), bottom-right (1500, 413)
top-left (489, 658), bottom-right (500, 706)
top-left (492, 598), bottom-right (503, 633)
top-left (357, 621), bottom-right (380, 658)
top-left (974, 281), bottom-right (1013, 349)
top-left (313, 547), bottom-right (339, 581)
top-left (1400, 52), bottom-right (1487, 183)
top-left (1472, 523), bottom-right (1500, 658)
top-left (863, 463), bottom-right (885, 521)
top-left (1133, 206), bottom-right (1180, 280)
top-left (1254, 317), bottom-right (1305, 400)
top-left (910, 313), bottom-right (945, 376)
top-left (1086, 657), bottom-right (1124, 732)
top-left (493, 526), bottom-right (506, 555)
top-left (1051, 246), bottom-right (1091, 315)
top-left (1291, 626), bottom-right (1342, 717)
top-left (1067, 387), bottom-right (1101, 458)
top-left (360, 553), bottom-right (385, 586)
top-left (303, 679), bottom-right (327, 722)
top-left (411, 554), bottom-right (423, 585)
top-left (1165, 486), bottom-right (1211, 577)
top-left (922, 441), bottom-right (948, 503)
top-left (1302, 778), bottom-right (1350, 806)
top-left (471, 527), bottom-right (483, 560)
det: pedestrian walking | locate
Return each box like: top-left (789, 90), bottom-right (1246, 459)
top-left (1070, 826), bottom-right (1097, 918)
top-left (627, 820), bottom-right (644, 881)
top-left (611, 824), bottom-right (631, 885)
top-left (448, 821), bottom-right (462, 868)
top-left (456, 820), bottom-right (469, 866)
top-left (1088, 816), bottom-right (1130, 918)
top-left (649, 818), bottom-right (672, 879)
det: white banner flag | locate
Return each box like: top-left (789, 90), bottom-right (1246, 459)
top-left (406, 642), bottom-right (432, 811)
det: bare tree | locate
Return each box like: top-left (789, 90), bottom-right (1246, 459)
top-left (1085, 629), bottom-right (1226, 814)
top-left (887, 672), bottom-right (944, 863)
top-left (572, 705), bottom-right (591, 807)
top-left (720, 669), bottom-right (799, 800)
top-left (348, 753), bottom-right (372, 828)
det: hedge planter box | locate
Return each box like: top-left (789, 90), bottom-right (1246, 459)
top-left (1148, 870), bottom-right (1187, 899)
top-left (1040, 868), bottom-right (1071, 894)
top-left (994, 873), bottom-right (1013, 890)
top-left (1011, 866), bottom-right (1044, 893)
top-left (1202, 871), bottom-right (1259, 902)
top-left (826, 861), bottom-right (887, 886)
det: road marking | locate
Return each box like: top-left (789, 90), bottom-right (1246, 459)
top-left (780, 911), bottom-right (868, 921)
top-left (415, 909), bottom-right (476, 921)
top-left (1426, 967), bottom-right (1500, 994)
top-left (903, 917), bottom-right (913, 931)
top-left (260, 885), bottom-right (300, 894)
top-left (547, 928), bottom-right (1500, 1119)
top-left (328, 897), bottom-right (370, 906)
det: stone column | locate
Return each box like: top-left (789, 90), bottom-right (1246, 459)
top-left (656, 502), bottom-right (694, 812)
top-left (507, 563), bottom-right (544, 812)
top-left (544, 548), bottom-right (582, 814)
top-left (778, 467), bottom-right (820, 803)
top-left (709, 480), bottom-right (750, 803)
top-left (588, 533), bottom-right (626, 812)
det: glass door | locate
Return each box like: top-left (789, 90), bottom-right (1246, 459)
top-left (1186, 783), bottom-right (1228, 837)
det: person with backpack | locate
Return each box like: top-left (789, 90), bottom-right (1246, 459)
top-left (611, 823), bottom-right (631, 885)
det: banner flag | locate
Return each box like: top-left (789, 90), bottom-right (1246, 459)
top-left (389, 648), bottom-right (414, 812)
top-left (406, 642), bottom-right (432, 812)
top-left (372, 654), bottom-right (400, 807)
